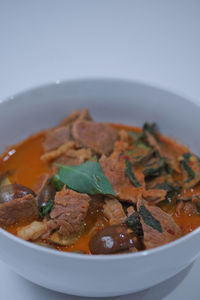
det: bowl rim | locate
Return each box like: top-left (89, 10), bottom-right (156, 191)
top-left (0, 77), bottom-right (200, 261)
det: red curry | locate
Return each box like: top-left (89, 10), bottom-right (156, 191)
top-left (0, 109), bottom-right (199, 254)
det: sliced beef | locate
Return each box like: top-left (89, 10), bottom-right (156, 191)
top-left (159, 146), bottom-right (181, 174)
top-left (58, 110), bottom-right (81, 127)
top-left (17, 221), bottom-right (48, 241)
top-left (176, 201), bottom-right (197, 216)
top-left (0, 194), bottom-right (39, 227)
top-left (59, 108), bottom-right (92, 126)
top-left (127, 206), bottom-right (135, 216)
top-left (41, 141), bottom-right (75, 162)
top-left (52, 148), bottom-right (92, 173)
top-left (142, 189), bottom-right (167, 204)
top-left (43, 126), bottom-right (72, 152)
top-left (103, 198), bottom-right (126, 225)
top-left (72, 121), bottom-right (118, 156)
top-left (49, 189), bottom-right (91, 237)
top-left (99, 142), bottom-right (145, 203)
top-left (137, 197), bottom-right (182, 249)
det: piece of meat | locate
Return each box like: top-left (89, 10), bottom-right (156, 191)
top-left (43, 126), bottom-right (72, 152)
top-left (176, 201), bottom-right (197, 216)
top-left (103, 198), bottom-right (126, 225)
top-left (78, 108), bottom-right (93, 121)
top-left (127, 206), bottom-right (135, 216)
top-left (143, 189), bottom-right (167, 204)
top-left (0, 194), bottom-right (39, 227)
top-left (17, 221), bottom-right (48, 241)
top-left (145, 131), bottom-right (180, 173)
top-left (99, 142), bottom-right (145, 203)
top-left (119, 130), bottom-right (130, 143)
top-left (160, 146), bottom-right (181, 174)
top-left (41, 141), bottom-right (75, 162)
top-left (137, 197), bottom-right (182, 249)
top-left (52, 148), bottom-right (92, 173)
top-left (72, 121), bottom-right (118, 156)
top-left (48, 189), bottom-right (91, 237)
top-left (59, 109), bottom-right (92, 127)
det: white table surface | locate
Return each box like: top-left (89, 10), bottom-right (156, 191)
top-left (0, 1), bottom-right (200, 299)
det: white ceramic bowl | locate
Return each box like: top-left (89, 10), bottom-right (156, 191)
top-left (0, 79), bottom-right (200, 297)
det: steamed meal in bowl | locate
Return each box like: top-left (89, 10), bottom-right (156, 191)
top-left (0, 108), bottom-right (200, 255)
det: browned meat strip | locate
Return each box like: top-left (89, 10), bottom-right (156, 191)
top-left (127, 206), bottom-right (135, 216)
top-left (137, 197), bottom-right (182, 249)
top-left (103, 198), bottom-right (126, 225)
top-left (59, 109), bottom-right (92, 126)
top-left (41, 141), bottom-right (75, 162)
top-left (143, 189), bottom-right (167, 204)
top-left (0, 194), bottom-right (39, 227)
top-left (52, 148), bottom-right (92, 173)
top-left (43, 126), bottom-right (71, 152)
top-left (49, 189), bottom-right (91, 237)
top-left (72, 121), bottom-right (118, 156)
top-left (99, 142), bottom-right (145, 203)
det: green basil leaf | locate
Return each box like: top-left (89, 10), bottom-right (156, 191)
top-left (180, 160), bottom-right (195, 184)
top-left (125, 158), bottom-right (141, 188)
top-left (57, 161), bottom-right (116, 196)
top-left (40, 199), bottom-right (54, 218)
top-left (139, 205), bottom-right (162, 233)
top-left (51, 174), bottom-right (64, 191)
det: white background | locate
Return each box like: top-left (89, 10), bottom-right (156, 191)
top-left (0, 1), bottom-right (200, 299)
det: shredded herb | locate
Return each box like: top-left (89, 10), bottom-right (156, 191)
top-left (40, 199), bottom-right (54, 218)
top-left (143, 157), bottom-right (166, 177)
top-left (152, 181), bottom-right (182, 202)
top-left (182, 153), bottom-right (192, 162)
top-left (125, 158), bottom-right (141, 187)
top-left (139, 205), bottom-right (162, 233)
top-left (137, 143), bottom-right (151, 150)
top-left (124, 212), bottom-right (144, 237)
top-left (142, 123), bottom-right (160, 143)
top-left (56, 161), bottom-right (116, 196)
top-left (180, 160), bottom-right (195, 184)
top-left (51, 174), bottom-right (64, 191)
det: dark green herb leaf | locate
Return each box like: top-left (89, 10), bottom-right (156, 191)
top-left (51, 174), bottom-right (64, 191)
top-left (124, 212), bottom-right (144, 237)
top-left (142, 123), bottom-right (160, 142)
top-left (125, 158), bottom-right (141, 187)
top-left (139, 205), bottom-right (162, 233)
top-left (57, 161), bottom-right (116, 196)
top-left (180, 160), bottom-right (195, 184)
top-left (126, 131), bottom-right (142, 140)
top-left (143, 157), bottom-right (166, 177)
top-left (40, 199), bottom-right (54, 218)
top-left (152, 181), bottom-right (182, 202)
top-left (137, 143), bottom-right (151, 150)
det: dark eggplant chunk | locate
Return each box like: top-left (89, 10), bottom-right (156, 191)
top-left (37, 179), bottom-right (56, 209)
top-left (0, 184), bottom-right (36, 204)
top-left (89, 225), bottom-right (135, 255)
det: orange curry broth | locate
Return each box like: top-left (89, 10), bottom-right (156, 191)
top-left (1, 124), bottom-right (200, 253)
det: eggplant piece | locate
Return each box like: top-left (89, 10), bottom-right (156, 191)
top-left (89, 225), bottom-right (135, 254)
top-left (37, 179), bottom-right (57, 209)
top-left (0, 183), bottom-right (36, 204)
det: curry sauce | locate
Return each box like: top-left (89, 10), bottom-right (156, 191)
top-left (0, 109), bottom-right (200, 254)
